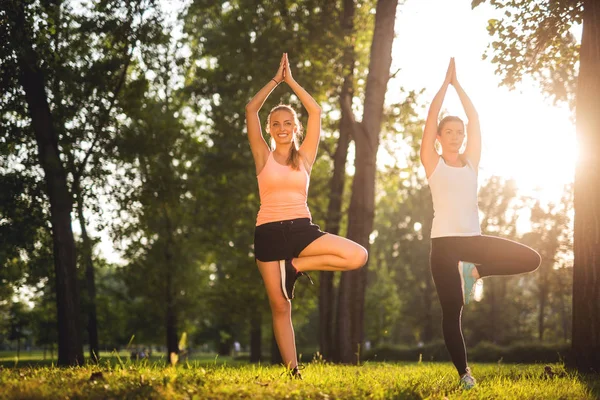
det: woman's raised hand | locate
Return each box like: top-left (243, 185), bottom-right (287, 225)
top-left (444, 57), bottom-right (455, 85)
top-left (450, 58), bottom-right (458, 86)
top-left (283, 53), bottom-right (294, 84)
top-left (273, 53), bottom-right (285, 84)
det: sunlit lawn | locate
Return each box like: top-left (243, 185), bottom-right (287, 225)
top-left (0, 355), bottom-right (598, 399)
top-left (0, 350), bottom-right (245, 368)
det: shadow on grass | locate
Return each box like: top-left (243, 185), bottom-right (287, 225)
top-left (578, 373), bottom-right (600, 399)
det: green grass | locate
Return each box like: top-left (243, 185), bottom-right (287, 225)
top-left (0, 360), bottom-right (598, 399)
top-left (0, 350), bottom-right (245, 368)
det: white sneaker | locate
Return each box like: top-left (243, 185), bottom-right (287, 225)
top-left (458, 261), bottom-right (478, 305)
top-left (459, 371), bottom-right (476, 390)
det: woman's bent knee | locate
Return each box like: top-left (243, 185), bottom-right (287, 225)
top-left (527, 250), bottom-right (542, 273)
top-left (348, 244), bottom-right (368, 270)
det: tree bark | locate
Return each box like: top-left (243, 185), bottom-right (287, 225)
top-left (320, 0), bottom-right (355, 362)
top-left (166, 290), bottom-right (179, 359)
top-left (10, 2), bottom-right (84, 366)
top-left (249, 312), bottom-right (262, 363)
top-left (422, 206), bottom-right (434, 343)
top-left (74, 182), bottom-right (100, 363)
top-left (538, 274), bottom-right (548, 342)
top-left (163, 206), bottom-right (179, 360)
top-left (489, 280), bottom-right (498, 343)
top-left (421, 275), bottom-right (434, 342)
top-left (336, 0), bottom-right (398, 364)
top-left (572, 0), bottom-right (600, 373)
top-left (270, 332), bottom-right (283, 365)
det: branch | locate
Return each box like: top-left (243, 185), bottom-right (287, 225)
top-left (389, 67), bottom-right (401, 81)
top-left (320, 140), bottom-right (334, 159)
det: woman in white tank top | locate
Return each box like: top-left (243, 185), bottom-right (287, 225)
top-left (420, 58), bottom-right (541, 390)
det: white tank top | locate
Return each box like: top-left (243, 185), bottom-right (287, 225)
top-left (427, 156), bottom-right (481, 238)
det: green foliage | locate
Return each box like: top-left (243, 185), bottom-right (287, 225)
top-left (7, 301), bottom-right (31, 343)
top-left (0, 173), bottom-right (46, 300)
top-left (365, 341), bottom-right (571, 364)
top-left (0, 0), bottom-right (170, 358)
top-left (365, 264), bottom-right (402, 347)
top-left (110, 48), bottom-right (211, 348)
top-left (473, 0), bottom-right (583, 108)
top-left (29, 290), bottom-right (58, 351)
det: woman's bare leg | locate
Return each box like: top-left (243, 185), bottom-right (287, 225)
top-left (256, 260), bottom-right (297, 369)
top-left (293, 234), bottom-right (368, 272)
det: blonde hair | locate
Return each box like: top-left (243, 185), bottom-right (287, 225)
top-left (266, 105), bottom-right (304, 170)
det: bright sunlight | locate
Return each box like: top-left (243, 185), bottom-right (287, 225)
top-left (390, 0), bottom-right (577, 206)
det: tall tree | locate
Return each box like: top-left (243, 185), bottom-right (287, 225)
top-left (320, 0), bottom-right (356, 361)
top-left (1, 0), bottom-right (165, 365)
top-left (573, 0), bottom-right (600, 372)
top-left (4, 1), bottom-right (83, 365)
top-left (113, 51), bottom-right (209, 358)
top-left (336, 0), bottom-right (398, 363)
top-left (368, 98), bottom-right (432, 347)
top-left (474, 0), bottom-right (600, 373)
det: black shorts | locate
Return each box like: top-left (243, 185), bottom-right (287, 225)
top-left (254, 218), bottom-right (327, 262)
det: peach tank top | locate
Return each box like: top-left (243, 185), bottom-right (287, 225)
top-left (256, 152), bottom-right (311, 226)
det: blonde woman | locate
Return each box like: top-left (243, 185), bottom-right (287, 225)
top-left (245, 53), bottom-right (368, 378)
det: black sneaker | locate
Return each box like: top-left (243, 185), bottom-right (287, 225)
top-left (280, 259), bottom-right (300, 300)
top-left (291, 365), bottom-right (304, 380)
top-left (280, 364), bottom-right (305, 380)
top-left (279, 260), bottom-right (315, 300)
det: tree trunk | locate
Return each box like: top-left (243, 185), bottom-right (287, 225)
top-left (422, 276), bottom-right (434, 342)
top-left (249, 312), bottom-right (262, 363)
top-left (165, 258), bottom-right (179, 361)
top-left (163, 205), bottom-right (179, 360)
top-left (217, 335), bottom-right (233, 356)
top-left (166, 296), bottom-right (179, 359)
top-left (559, 271), bottom-right (570, 342)
top-left (74, 183), bottom-right (100, 363)
top-left (270, 332), bottom-right (283, 365)
top-left (320, 0), bottom-right (356, 363)
top-left (422, 209), bottom-right (434, 343)
top-left (572, 0), bottom-right (600, 373)
top-left (538, 274), bottom-right (548, 342)
top-left (336, 0), bottom-right (398, 364)
top-left (10, 3), bottom-right (84, 367)
top-left (489, 280), bottom-right (498, 343)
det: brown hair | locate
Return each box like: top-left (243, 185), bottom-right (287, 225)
top-left (266, 105), bottom-right (304, 170)
top-left (437, 116), bottom-right (464, 135)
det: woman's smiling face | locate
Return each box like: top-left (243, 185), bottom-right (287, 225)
top-left (269, 109), bottom-right (297, 145)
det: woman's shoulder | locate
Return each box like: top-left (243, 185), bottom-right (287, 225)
top-left (460, 154), bottom-right (479, 175)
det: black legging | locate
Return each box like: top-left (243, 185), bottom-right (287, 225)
top-left (430, 235), bottom-right (541, 376)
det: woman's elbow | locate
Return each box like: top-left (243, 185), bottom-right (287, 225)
top-left (245, 102), bottom-right (257, 114)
